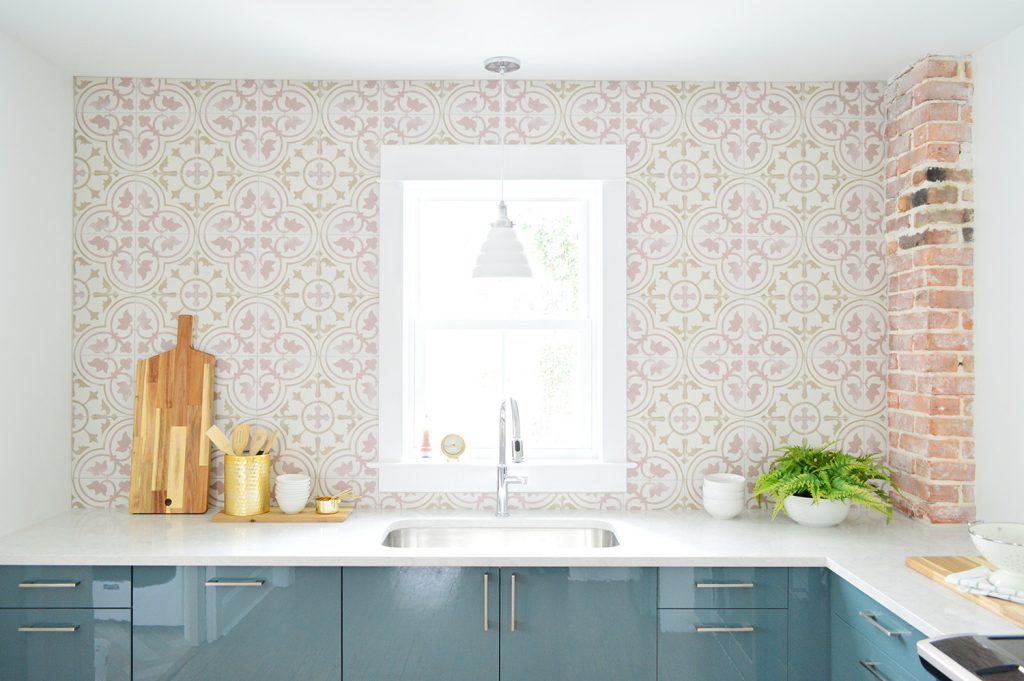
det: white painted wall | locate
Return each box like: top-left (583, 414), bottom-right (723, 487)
top-left (974, 24), bottom-right (1024, 522)
top-left (0, 31), bottom-right (71, 536)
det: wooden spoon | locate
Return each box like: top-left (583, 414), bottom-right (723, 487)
top-left (231, 424), bottom-right (250, 456)
top-left (206, 425), bottom-right (235, 456)
top-left (260, 429), bottom-right (280, 456)
top-left (249, 428), bottom-right (268, 458)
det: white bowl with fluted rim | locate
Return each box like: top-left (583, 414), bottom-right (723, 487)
top-left (969, 521), bottom-right (1024, 589)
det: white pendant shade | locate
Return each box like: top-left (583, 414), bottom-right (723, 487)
top-left (472, 201), bottom-right (532, 278)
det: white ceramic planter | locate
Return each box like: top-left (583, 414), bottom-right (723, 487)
top-left (783, 496), bottom-right (851, 528)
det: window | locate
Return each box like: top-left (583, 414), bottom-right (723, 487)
top-left (380, 145), bottom-right (625, 492)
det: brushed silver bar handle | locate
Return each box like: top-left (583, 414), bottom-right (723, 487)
top-left (18, 626), bottom-right (80, 633)
top-left (204, 579), bottom-right (265, 588)
top-left (18, 581), bottom-right (80, 589)
top-left (695, 626), bottom-right (755, 633)
top-left (857, 611), bottom-right (908, 638)
top-left (696, 582), bottom-right (754, 589)
top-left (483, 573), bottom-right (489, 632)
top-left (510, 573), bottom-right (517, 633)
top-left (859, 660), bottom-right (891, 681)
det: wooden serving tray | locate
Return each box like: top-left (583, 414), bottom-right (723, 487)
top-left (212, 507), bottom-right (353, 523)
top-left (906, 555), bottom-right (1024, 628)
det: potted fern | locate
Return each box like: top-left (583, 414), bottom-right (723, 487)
top-left (753, 444), bottom-right (900, 527)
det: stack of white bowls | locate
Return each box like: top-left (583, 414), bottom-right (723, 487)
top-left (275, 474), bottom-right (312, 514)
top-left (702, 473), bottom-right (746, 520)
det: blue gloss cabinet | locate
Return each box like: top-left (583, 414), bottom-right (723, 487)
top-left (499, 567), bottom-right (657, 681)
top-left (132, 566), bottom-right (341, 681)
top-left (0, 608), bottom-right (131, 681)
top-left (830, 576), bottom-right (932, 681)
top-left (343, 567), bottom-right (499, 681)
top-left (343, 567), bottom-right (657, 681)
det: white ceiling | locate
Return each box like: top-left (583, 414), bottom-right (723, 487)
top-left (2, 0), bottom-right (1023, 82)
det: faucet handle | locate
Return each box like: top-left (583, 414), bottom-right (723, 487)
top-left (512, 437), bottom-right (524, 463)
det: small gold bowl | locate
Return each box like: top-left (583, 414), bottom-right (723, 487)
top-left (315, 496), bottom-right (340, 515)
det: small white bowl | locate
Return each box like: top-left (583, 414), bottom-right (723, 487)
top-left (703, 496), bottom-right (744, 520)
top-left (969, 521), bottom-right (1024, 589)
top-left (276, 496), bottom-right (308, 514)
top-left (703, 473), bottom-right (745, 494)
top-left (702, 488), bottom-right (744, 500)
top-left (276, 474), bottom-right (311, 485)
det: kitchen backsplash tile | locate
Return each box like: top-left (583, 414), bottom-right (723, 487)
top-left (72, 77), bottom-right (887, 510)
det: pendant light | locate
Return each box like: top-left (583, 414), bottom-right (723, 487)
top-left (472, 56), bottom-right (532, 278)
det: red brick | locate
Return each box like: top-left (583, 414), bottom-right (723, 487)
top-left (927, 439), bottom-right (961, 458)
top-left (927, 290), bottom-right (972, 309)
top-left (923, 268), bottom-right (959, 286)
top-left (912, 81), bottom-right (972, 105)
top-left (917, 375), bottom-right (974, 396)
top-left (929, 418), bottom-right (972, 437)
top-left (888, 372), bottom-right (916, 392)
top-left (913, 246), bottom-right (972, 267)
top-left (927, 505), bottom-right (975, 524)
top-left (913, 122), bottom-right (971, 145)
top-left (922, 58), bottom-right (961, 79)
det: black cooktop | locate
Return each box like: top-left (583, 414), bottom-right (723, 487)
top-left (921, 635), bottom-right (1024, 680)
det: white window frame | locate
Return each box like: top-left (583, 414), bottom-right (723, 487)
top-left (379, 145), bottom-right (626, 493)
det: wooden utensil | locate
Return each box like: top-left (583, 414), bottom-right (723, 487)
top-left (249, 428), bottom-right (268, 458)
top-left (129, 315), bottom-right (215, 514)
top-left (206, 426), bottom-right (235, 456)
top-left (231, 424), bottom-right (250, 456)
top-left (261, 429), bottom-right (280, 456)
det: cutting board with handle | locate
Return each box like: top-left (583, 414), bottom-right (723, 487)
top-left (129, 315), bottom-right (215, 513)
top-left (906, 555), bottom-right (1024, 628)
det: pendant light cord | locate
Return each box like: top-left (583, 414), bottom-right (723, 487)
top-left (499, 64), bottom-right (505, 203)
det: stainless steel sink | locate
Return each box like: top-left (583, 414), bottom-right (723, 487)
top-left (382, 523), bottom-right (619, 549)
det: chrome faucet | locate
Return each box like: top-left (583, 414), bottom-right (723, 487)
top-left (496, 397), bottom-right (527, 517)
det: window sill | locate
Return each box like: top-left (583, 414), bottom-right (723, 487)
top-left (378, 460), bottom-right (626, 493)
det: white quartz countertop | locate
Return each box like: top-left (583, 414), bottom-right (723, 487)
top-left (0, 508), bottom-right (1017, 637)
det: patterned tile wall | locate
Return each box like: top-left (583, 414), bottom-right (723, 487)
top-left (72, 78), bottom-right (887, 511)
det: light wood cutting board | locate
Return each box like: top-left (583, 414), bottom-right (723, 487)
top-left (211, 507), bottom-right (354, 523)
top-left (906, 555), bottom-right (1024, 628)
top-left (129, 315), bottom-right (215, 514)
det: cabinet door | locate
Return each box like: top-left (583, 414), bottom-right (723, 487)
top-left (0, 608), bottom-right (130, 681)
top-left (343, 567), bottom-right (498, 681)
top-left (658, 609), bottom-right (787, 681)
top-left (132, 566), bottom-right (340, 681)
top-left (500, 567), bottom-right (657, 681)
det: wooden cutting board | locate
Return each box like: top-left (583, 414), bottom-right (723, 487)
top-left (906, 555), bottom-right (1024, 628)
top-left (129, 315), bottom-right (215, 514)
top-left (212, 507), bottom-right (354, 523)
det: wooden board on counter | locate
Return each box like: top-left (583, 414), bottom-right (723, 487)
top-left (212, 507), bottom-right (354, 523)
top-left (129, 315), bottom-right (215, 514)
top-left (906, 555), bottom-right (1024, 628)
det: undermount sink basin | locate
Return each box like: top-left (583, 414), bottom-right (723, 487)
top-left (382, 522), bottom-right (620, 549)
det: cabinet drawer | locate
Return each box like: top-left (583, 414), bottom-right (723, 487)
top-left (0, 608), bottom-right (131, 681)
top-left (831, 613), bottom-right (932, 681)
top-left (831, 577), bottom-right (927, 676)
top-left (658, 609), bottom-right (787, 681)
top-left (659, 568), bottom-right (788, 609)
top-left (0, 566), bottom-right (130, 608)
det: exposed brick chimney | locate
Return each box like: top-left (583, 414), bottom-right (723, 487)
top-left (884, 56), bottom-right (975, 523)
